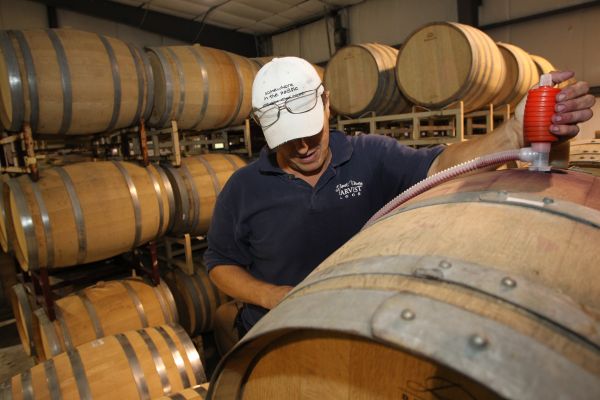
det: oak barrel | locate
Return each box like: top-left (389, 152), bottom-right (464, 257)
top-left (395, 22), bottom-right (505, 112)
top-left (490, 42), bottom-right (539, 108)
top-left (530, 54), bottom-right (555, 75)
top-left (249, 56), bottom-right (274, 68)
top-left (10, 283), bottom-right (38, 357)
top-left (529, 54), bottom-right (573, 89)
top-left (163, 153), bottom-right (245, 236)
top-left (163, 264), bottom-right (229, 336)
top-left (33, 278), bottom-right (178, 360)
top-left (0, 324), bottom-right (205, 399)
top-left (209, 169), bottom-right (600, 400)
top-left (325, 43), bottom-right (410, 116)
top-left (0, 28), bottom-right (153, 135)
top-left (5, 161), bottom-right (173, 270)
top-left (147, 45), bottom-right (258, 130)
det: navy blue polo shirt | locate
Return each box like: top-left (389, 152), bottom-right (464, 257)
top-left (204, 130), bottom-right (443, 331)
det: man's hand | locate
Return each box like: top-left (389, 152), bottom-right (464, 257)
top-left (209, 264), bottom-right (294, 310)
top-left (260, 285), bottom-right (294, 310)
top-left (515, 71), bottom-right (595, 141)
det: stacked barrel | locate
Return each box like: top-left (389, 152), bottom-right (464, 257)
top-left (0, 29), bottom-right (274, 136)
top-left (2, 152), bottom-right (244, 396)
top-left (325, 21), bottom-right (561, 116)
top-left (0, 27), bottom-right (262, 398)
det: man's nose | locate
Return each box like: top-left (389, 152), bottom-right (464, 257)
top-left (293, 138), bottom-right (310, 153)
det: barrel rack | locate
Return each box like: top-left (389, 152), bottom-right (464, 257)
top-left (335, 102), bottom-right (464, 146)
top-left (14, 242), bottom-right (162, 323)
top-left (335, 102), bottom-right (516, 146)
top-left (158, 234), bottom-right (208, 276)
top-left (108, 119), bottom-right (255, 166)
top-left (0, 124), bottom-right (39, 181)
top-left (464, 104), bottom-right (511, 138)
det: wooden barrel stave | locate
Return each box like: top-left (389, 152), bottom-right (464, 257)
top-left (0, 28), bottom-right (152, 135)
top-left (10, 283), bottom-right (38, 357)
top-left (321, 169), bottom-right (600, 308)
top-left (530, 54), bottom-right (574, 89)
top-left (148, 45), bottom-right (257, 131)
top-left (163, 264), bottom-right (229, 336)
top-left (457, 23), bottom-right (505, 111)
top-left (228, 281), bottom-right (599, 399)
top-left (165, 153), bottom-right (245, 236)
top-left (395, 22), bottom-right (504, 112)
top-left (2, 324), bottom-right (205, 399)
top-left (531, 53), bottom-right (555, 75)
top-left (209, 169), bottom-right (600, 399)
top-left (5, 161), bottom-right (172, 270)
top-left (222, 50), bottom-right (257, 128)
top-left (34, 278), bottom-right (178, 360)
top-left (148, 45), bottom-right (209, 129)
top-left (325, 43), bottom-right (409, 117)
top-left (491, 42), bottom-right (539, 108)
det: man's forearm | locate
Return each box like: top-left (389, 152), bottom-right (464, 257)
top-left (208, 264), bottom-right (292, 310)
top-left (428, 118), bottom-right (522, 175)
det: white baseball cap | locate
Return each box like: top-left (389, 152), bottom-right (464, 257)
top-left (252, 57), bottom-right (324, 149)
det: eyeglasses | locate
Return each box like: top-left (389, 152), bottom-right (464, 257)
top-left (252, 83), bottom-right (324, 129)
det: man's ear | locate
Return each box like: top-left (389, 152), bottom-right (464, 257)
top-left (322, 90), bottom-right (330, 107)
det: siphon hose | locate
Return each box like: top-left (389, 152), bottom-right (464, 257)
top-left (362, 148), bottom-right (525, 229)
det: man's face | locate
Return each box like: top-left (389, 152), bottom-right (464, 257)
top-left (276, 93), bottom-right (331, 176)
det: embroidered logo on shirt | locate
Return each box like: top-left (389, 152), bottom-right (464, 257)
top-left (336, 180), bottom-right (363, 199)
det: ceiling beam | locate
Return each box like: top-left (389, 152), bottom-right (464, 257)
top-left (28, 0), bottom-right (258, 56)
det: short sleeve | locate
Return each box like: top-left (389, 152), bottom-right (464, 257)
top-left (203, 190), bottom-right (252, 271)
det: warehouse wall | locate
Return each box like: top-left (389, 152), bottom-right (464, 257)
top-left (271, 0), bottom-right (457, 63)
top-left (346, 0), bottom-right (457, 45)
top-left (0, 0), bottom-right (46, 29)
top-left (479, 0), bottom-right (592, 24)
top-left (481, 0), bottom-right (600, 87)
top-left (272, 17), bottom-right (335, 64)
top-left (57, 9), bottom-right (187, 47)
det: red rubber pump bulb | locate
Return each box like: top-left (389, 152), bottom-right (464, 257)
top-left (524, 86), bottom-right (561, 143)
top-left (523, 74), bottom-right (560, 171)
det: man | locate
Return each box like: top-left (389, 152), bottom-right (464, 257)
top-left (204, 56), bottom-right (595, 339)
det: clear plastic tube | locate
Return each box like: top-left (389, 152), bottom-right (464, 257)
top-left (362, 147), bottom-right (540, 229)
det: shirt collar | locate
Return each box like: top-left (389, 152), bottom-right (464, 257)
top-left (257, 130), bottom-right (353, 174)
